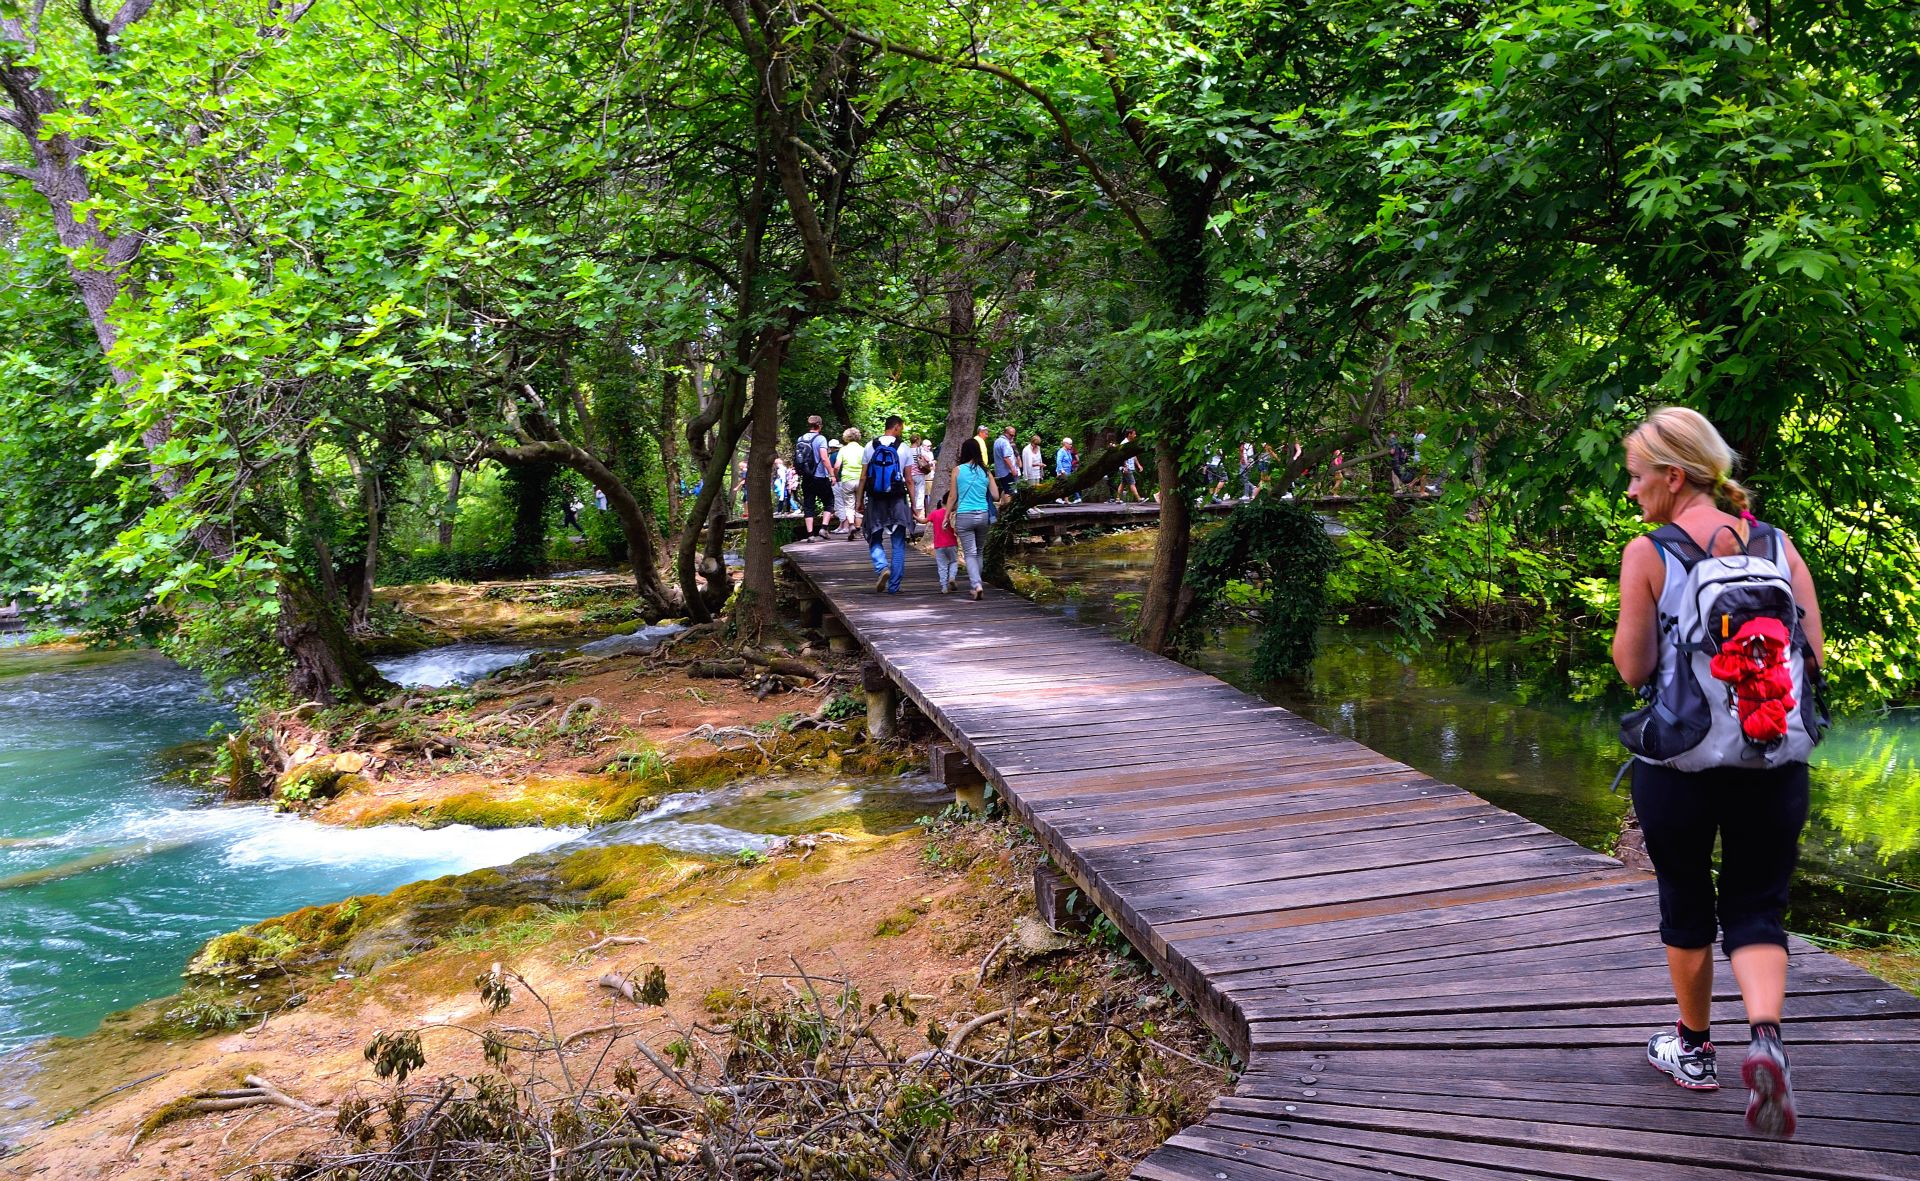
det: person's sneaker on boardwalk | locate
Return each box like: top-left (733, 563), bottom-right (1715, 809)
top-left (1742, 1024), bottom-right (1797, 1139)
top-left (1646, 1026), bottom-right (1718, 1090)
top-left (874, 570), bottom-right (890, 594)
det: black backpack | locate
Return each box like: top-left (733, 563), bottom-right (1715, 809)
top-left (868, 439), bottom-right (902, 495)
top-left (794, 432), bottom-right (820, 479)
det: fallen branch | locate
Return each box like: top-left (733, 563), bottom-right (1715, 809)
top-left (977, 932), bottom-right (1013, 986)
top-left (580, 933), bottom-right (650, 956)
top-left (556, 696), bottom-right (605, 730)
top-left (597, 972), bottom-right (639, 1003)
top-left (683, 723), bottom-right (771, 754)
top-left (904, 1008), bottom-right (1012, 1068)
top-left (742, 650), bottom-right (826, 680)
top-left (129, 1075), bottom-right (323, 1152)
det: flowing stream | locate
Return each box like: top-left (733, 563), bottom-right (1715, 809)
top-left (0, 626), bottom-right (932, 1067)
top-left (1026, 544), bottom-right (1920, 945)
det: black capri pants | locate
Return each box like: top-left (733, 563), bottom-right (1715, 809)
top-left (801, 475), bottom-right (836, 518)
top-left (1629, 760), bottom-right (1809, 955)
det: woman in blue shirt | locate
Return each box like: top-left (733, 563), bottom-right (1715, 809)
top-left (944, 436), bottom-right (1004, 601)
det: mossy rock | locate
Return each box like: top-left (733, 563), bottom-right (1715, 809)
top-left (185, 933), bottom-right (269, 977)
top-left (276, 753), bottom-right (371, 803)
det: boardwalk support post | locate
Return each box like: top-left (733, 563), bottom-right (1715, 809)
top-left (799, 597), bottom-right (824, 628)
top-left (930, 743), bottom-right (987, 813)
top-left (822, 614), bottom-right (857, 654)
top-left (862, 661), bottom-right (897, 741)
top-left (1033, 862), bottom-right (1091, 933)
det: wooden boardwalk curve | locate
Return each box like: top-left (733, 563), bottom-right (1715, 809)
top-left (781, 537), bottom-right (1920, 1181)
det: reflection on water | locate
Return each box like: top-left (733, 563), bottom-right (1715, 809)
top-left (1024, 543), bottom-right (1920, 944)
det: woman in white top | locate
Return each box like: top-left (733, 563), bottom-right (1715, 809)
top-left (1020, 434), bottom-right (1044, 483)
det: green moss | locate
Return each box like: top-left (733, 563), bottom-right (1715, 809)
top-left (873, 901), bottom-right (928, 937)
top-left (185, 933), bottom-right (267, 976)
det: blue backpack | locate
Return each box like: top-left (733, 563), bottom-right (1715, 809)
top-left (868, 439), bottom-right (902, 495)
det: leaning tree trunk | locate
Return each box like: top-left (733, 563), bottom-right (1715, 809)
top-left (659, 363), bottom-right (684, 528)
top-left (278, 570), bottom-right (391, 705)
top-left (347, 454), bottom-right (382, 636)
top-left (485, 442), bottom-right (679, 616)
top-left (675, 373), bottom-right (752, 622)
top-left (738, 328), bottom-right (789, 637)
top-left (826, 354), bottom-right (854, 436)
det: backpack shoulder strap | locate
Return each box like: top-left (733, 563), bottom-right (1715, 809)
top-left (1647, 524), bottom-right (1708, 570)
top-left (1746, 520), bottom-right (1783, 563)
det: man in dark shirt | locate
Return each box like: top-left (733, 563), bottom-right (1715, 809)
top-left (856, 415), bottom-right (915, 593)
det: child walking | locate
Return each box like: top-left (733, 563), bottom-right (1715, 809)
top-left (928, 505), bottom-right (960, 594)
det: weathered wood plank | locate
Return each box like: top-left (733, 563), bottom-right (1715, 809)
top-left (780, 539), bottom-right (1920, 1179)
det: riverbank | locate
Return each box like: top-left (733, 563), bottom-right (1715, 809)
top-left (6, 815), bottom-right (1228, 1179)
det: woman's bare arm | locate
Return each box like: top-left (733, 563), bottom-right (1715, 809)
top-left (1613, 535), bottom-right (1662, 687)
top-left (1782, 534), bottom-right (1826, 668)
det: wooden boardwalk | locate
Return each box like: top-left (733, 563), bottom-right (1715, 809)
top-left (781, 537), bottom-right (1920, 1181)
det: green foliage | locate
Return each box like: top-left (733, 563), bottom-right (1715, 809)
top-left (1181, 498), bottom-right (1341, 678)
top-left (157, 992), bottom-right (259, 1035)
top-left (365, 1029), bottom-right (427, 1084)
top-left (822, 692), bottom-right (864, 722)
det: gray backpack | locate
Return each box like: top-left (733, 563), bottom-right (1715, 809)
top-left (1619, 521), bottom-right (1828, 771)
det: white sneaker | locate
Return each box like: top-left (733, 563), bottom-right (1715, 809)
top-left (1646, 1027), bottom-right (1718, 1091)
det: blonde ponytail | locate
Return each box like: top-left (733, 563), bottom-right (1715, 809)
top-left (1627, 407), bottom-right (1754, 516)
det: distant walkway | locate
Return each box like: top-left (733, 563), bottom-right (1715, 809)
top-left (781, 538), bottom-right (1920, 1181)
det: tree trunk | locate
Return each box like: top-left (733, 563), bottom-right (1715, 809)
top-left (278, 570), bottom-right (390, 705)
top-left (931, 342), bottom-right (987, 513)
top-left (738, 327), bottom-right (788, 637)
top-left (346, 453), bottom-right (382, 636)
top-left (295, 456), bottom-right (344, 609)
top-left (502, 461), bottom-right (555, 577)
top-left (486, 442), bottom-right (679, 616)
top-left (826, 354), bottom-right (854, 432)
top-left (659, 362), bottom-right (683, 528)
top-left (676, 358), bottom-right (752, 621)
top-left (438, 462), bottom-right (462, 548)
top-left (1135, 433), bottom-right (1193, 653)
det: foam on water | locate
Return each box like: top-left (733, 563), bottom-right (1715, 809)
top-left (374, 625), bottom-right (684, 688)
top-left (578, 623), bottom-right (684, 658)
top-left (374, 641), bottom-right (562, 688)
top-left (220, 814), bottom-right (579, 871)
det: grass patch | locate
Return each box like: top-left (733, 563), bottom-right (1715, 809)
top-left (444, 906), bottom-right (592, 953)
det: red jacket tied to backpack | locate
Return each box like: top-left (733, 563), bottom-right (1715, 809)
top-left (1708, 617), bottom-right (1797, 743)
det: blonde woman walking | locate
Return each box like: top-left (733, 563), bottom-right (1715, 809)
top-left (1613, 407), bottom-right (1826, 1138)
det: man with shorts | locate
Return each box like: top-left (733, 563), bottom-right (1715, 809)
top-left (1118, 429), bottom-right (1141, 501)
top-left (795, 415), bottom-right (838, 540)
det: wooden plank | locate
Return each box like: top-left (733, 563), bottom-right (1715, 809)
top-left (1206, 1101), bottom-right (1920, 1181)
top-left (780, 541), bottom-right (1920, 1181)
top-left (1219, 1085), bottom-right (1920, 1149)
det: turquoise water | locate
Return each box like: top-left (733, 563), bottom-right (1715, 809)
top-left (0, 635), bottom-right (944, 1067)
top-left (0, 647), bottom-right (579, 1056)
top-left (1028, 548), bottom-right (1920, 944)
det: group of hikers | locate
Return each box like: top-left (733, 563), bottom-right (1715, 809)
top-left (772, 420), bottom-right (1105, 526)
top-left (784, 416), bottom-right (1112, 600)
